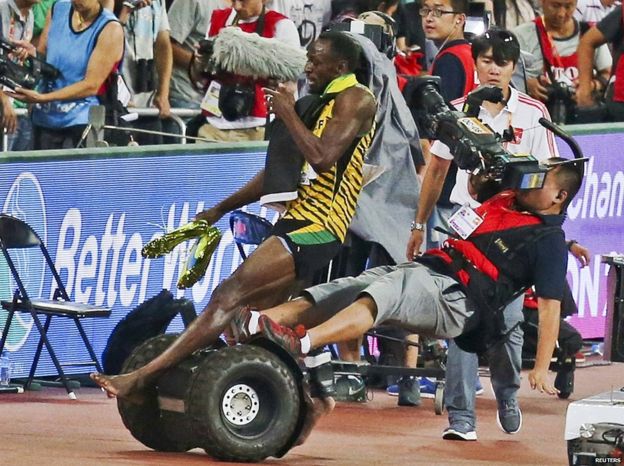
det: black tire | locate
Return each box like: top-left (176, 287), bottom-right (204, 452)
top-left (187, 344), bottom-right (301, 462)
top-left (117, 333), bottom-right (190, 452)
top-left (555, 367), bottom-right (574, 399)
top-left (567, 439), bottom-right (578, 466)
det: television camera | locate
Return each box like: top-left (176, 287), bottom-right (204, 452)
top-left (404, 76), bottom-right (585, 199)
top-left (0, 38), bottom-right (59, 91)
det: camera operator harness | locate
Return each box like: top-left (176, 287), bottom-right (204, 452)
top-left (404, 76), bottom-right (588, 352)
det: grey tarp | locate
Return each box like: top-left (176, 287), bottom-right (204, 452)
top-left (346, 33), bottom-right (423, 264)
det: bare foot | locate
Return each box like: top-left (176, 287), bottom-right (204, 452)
top-left (90, 372), bottom-right (147, 404)
top-left (295, 395), bottom-right (335, 446)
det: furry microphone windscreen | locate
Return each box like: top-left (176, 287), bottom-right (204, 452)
top-left (211, 27), bottom-right (307, 81)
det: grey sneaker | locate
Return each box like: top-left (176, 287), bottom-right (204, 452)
top-left (442, 421), bottom-right (477, 441)
top-left (398, 376), bottom-right (421, 407)
top-left (496, 399), bottom-right (522, 434)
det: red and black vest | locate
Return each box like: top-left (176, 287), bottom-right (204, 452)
top-left (431, 42), bottom-right (477, 96)
top-left (534, 16), bottom-right (587, 84)
top-left (613, 6), bottom-right (624, 102)
top-left (207, 8), bottom-right (288, 119)
top-left (418, 191), bottom-right (564, 352)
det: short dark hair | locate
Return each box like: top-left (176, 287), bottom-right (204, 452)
top-left (471, 28), bottom-right (521, 66)
top-left (547, 157), bottom-right (584, 211)
top-left (318, 31), bottom-right (363, 72)
top-left (450, 0), bottom-right (470, 14)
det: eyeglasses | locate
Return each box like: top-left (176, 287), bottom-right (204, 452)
top-left (483, 30), bottom-right (516, 43)
top-left (418, 7), bottom-right (461, 17)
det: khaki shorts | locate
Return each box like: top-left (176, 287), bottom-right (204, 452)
top-left (198, 124), bottom-right (265, 142)
top-left (303, 262), bottom-right (476, 339)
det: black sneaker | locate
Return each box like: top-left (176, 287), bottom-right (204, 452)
top-left (496, 398), bottom-right (522, 434)
top-left (398, 376), bottom-right (421, 407)
top-left (442, 421), bottom-right (478, 441)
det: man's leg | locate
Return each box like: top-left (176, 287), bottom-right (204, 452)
top-left (91, 236), bottom-right (297, 399)
top-left (487, 295), bottom-right (525, 434)
top-left (443, 340), bottom-right (479, 440)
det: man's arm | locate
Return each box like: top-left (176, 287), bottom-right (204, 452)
top-left (577, 27), bottom-right (608, 107)
top-left (405, 154), bottom-right (451, 259)
top-left (154, 29), bottom-right (173, 118)
top-left (196, 170), bottom-right (265, 224)
top-left (265, 84), bottom-right (376, 173)
top-left (172, 39), bottom-right (194, 69)
top-left (529, 297), bottom-right (561, 395)
top-left (0, 91), bottom-right (17, 134)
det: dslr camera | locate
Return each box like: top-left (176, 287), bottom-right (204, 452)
top-left (0, 38), bottom-right (59, 91)
top-left (546, 78), bottom-right (576, 125)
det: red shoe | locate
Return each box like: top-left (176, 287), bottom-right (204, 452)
top-left (258, 314), bottom-right (306, 358)
top-left (230, 306), bottom-right (255, 343)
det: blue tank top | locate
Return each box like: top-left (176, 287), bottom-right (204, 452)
top-left (32, 0), bottom-right (117, 129)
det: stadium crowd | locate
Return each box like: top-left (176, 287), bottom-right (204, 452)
top-left (0, 0), bottom-right (622, 150)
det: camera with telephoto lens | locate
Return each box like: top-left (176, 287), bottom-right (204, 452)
top-left (0, 38), bottom-right (59, 91)
top-left (404, 76), bottom-right (549, 198)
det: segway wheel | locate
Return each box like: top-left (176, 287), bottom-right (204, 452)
top-left (188, 344), bottom-right (301, 462)
top-left (117, 333), bottom-right (190, 452)
top-left (434, 381), bottom-right (445, 415)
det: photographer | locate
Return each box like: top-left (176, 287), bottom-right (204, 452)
top-left (7, 0), bottom-right (123, 149)
top-left (115, 0), bottom-right (172, 145)
top-left (577, 7), bottom-right (624, 121)
top-left (0, 0), bottom-right (37, 150)
top-left (408, 29), bottom-right (559, 441)
top-left (513, 0), bottom-right (611, 123)
top-left (188, 0), bottom-right (299, 142)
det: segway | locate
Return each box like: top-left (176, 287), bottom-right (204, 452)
top-left (117, 333), bottom-right (326, 462)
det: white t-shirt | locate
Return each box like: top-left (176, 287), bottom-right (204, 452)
top-left (122, 0), bottom-right (170, 107)
top-left (266, 0), bottom-right (332, 47)
top-left (575, 0), bottom-right (618, 26)
top-left (205, 9), bottom-right (300, 129)
top-left (431, 86), bottom-right (560, 207)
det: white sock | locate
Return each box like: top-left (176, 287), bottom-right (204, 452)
top-left (248, 311), bottom-right (260, 334)
top-left (300, 333), bottom-right (311, 354)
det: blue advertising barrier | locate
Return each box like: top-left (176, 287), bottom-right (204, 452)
top-left (0, 143), bottom-right (275, 378)
top-left (556, 124), bottom-right (624, 339)
top-left (0, 125), bottom-right (622, 378)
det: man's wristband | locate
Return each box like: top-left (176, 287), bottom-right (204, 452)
top-left (410, 221), bottom-right (425, 232)
top-left (567, 239), bottom-right (578, 251)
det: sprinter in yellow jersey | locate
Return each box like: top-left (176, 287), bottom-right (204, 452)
top-left (92, 31), bottom-right (376, 405)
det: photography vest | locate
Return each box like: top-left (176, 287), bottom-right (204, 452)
top-left (418, 191), bottom-right (565, 353)
top-left (612, 6), bottom-right (624, 102)
top-left (207, 8), bottom-right (288, 119)
top-left (430, 41), bottom-right (477, 96)
top-left (534, 16), bottom-right (589, 84)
